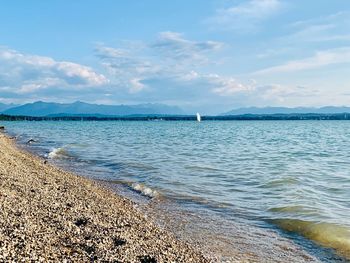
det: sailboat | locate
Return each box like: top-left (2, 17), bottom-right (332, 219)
top-left (196, 113), bottom-right (201, 122)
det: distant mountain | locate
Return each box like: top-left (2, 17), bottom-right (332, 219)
top-left (223, 106), bottom-right (350, 115)
top-left (3, 101), bottom-right (184, 117)
top-left (0, 103), bottom-right (18, 112)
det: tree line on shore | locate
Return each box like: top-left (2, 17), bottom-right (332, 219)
top-left (1, 113), bottom-right (350, 121)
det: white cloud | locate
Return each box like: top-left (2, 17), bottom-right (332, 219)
top-left (95, 45), bottom-right (160, 94)
top-left (152, 31), bottom-right (223, 62)
top-left (95, 41), bottom-right (244, 101)
top-left (0, 32), bottom-right (315, 112)
top-left (0, 31), bottom-right (322, 113)
top-left (0, 47), bottom-right (109, 98)
top-left (207, 0), bottom-right (283, 32)
top-left (255, 47), bottom-right (350, 74)
top-left (93, 32), bottom-right (314, 113)
top-left (209, 75), bottom-right (254, 95)
top-left (129, 78), bottom-right (146, 93)
top-left (95, 45), bottom-right (128, 59)
top-left (286, 11), bottom-right (350, 43)
top-left (95, 33), bottom-right (224, 94)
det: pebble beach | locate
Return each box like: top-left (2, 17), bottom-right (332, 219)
top-left (0, 133), bottom-right (208, 262)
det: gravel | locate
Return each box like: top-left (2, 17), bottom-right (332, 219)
top-left (0, 133), bottom-right (209, 262)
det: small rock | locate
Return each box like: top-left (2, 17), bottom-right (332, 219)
top-left (113, 237), bottom-right (126, 247)
top-left (139, 255), bottom-right (157, 263)
top-left (27, 139), bottom-right (37, 144)
top-left (74, 218), bottom-right (88, 227)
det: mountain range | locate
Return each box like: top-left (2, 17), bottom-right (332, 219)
top-left (0, 101), bottom-right (184, 117)
top-left (0, 103), bottom-right (18, 112)
top-left (2, 102), bottom-right (350, 117)
top-left (223, 106), bottom-right (350, 115)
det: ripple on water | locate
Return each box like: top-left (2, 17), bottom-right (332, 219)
top-left (259, 177), bottom-right (300, 188)
top-left (268, 205), bottom-right (320, 216)
top-left (4, 120), bottom-right (350, 261)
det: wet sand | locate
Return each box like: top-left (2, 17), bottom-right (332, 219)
top-left (0, 133), bottom-right (208, 262)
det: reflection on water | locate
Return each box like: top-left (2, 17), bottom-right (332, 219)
top-left (3, 120), bottom-right (350, 261)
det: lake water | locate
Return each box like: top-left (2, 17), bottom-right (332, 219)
top-left (3, 120), bottom-right (350, 262)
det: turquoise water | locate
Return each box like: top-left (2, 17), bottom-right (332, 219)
top-left (3, 120), bottom-right (350, 261)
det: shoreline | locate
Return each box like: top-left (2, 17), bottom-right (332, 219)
top-left (0, 133), bottom-right (209, 262)
top-left (1, 126), bottom-right (348, 263)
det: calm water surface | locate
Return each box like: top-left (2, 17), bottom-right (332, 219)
top-left (3, 120), bottom-right (350, 261)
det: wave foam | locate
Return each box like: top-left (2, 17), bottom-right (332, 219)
top-left (47, 147), bottom-right (69, 159)
top-left (131, 183), bottom-right (158, 198)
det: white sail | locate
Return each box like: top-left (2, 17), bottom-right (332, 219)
top-left (196, 113), bottom-right (201, 122)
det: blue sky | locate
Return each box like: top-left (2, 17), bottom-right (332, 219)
top-left (0, 0), bottom-right (350, 114)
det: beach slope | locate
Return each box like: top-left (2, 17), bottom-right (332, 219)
top-left (0, 134), bottom-right (208, 262)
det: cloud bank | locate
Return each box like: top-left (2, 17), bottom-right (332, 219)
top-left (0, 31), bottom-right (316, 114)
top-left (255, 47), bottom-right (350, 74)
top-left (0, 47), bottom-right (108, 101)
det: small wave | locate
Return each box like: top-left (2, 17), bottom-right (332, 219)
top-left (271, 218), bottom-right (350, 259)
top-left (268, 205), bottom-right (318, 215)
top-left (185, 165), bottom-right (222, 172)
top-left (131, 183), bottom-right (159, 198)
top-left (259, 177), bottom-right (299, 188)
top-left (47, 147), bottom-right (71, 159)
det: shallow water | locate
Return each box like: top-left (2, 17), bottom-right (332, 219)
top-left (3, 120), bottom-right (350, 261)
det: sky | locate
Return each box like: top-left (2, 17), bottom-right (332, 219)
top-left (0, 0), bottom-right (350, 114)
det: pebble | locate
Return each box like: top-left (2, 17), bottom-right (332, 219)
top-left (0, 134), bottom-right (210, 262)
